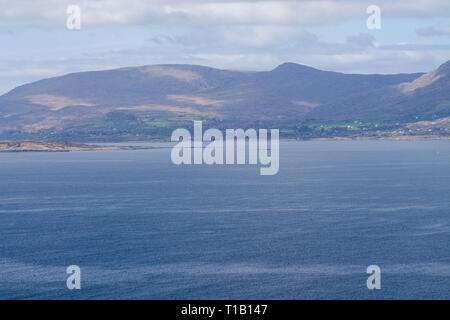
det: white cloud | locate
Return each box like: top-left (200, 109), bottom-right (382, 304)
top-left (1, 0), bottom-right (449, 94)
top-left (1, 0), bottom-right (450, 28)
top-left (417, 25), bottom-right (450, 37)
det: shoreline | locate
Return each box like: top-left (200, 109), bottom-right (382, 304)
top-left (0, 140), bottom-right (155, 153)
top-left (1, 135), bottom-right (450, 152)
top-left (286, 135), bottom-right (450, 141)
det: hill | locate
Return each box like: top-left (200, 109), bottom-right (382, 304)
top-left (0, 61), bottom-right (449, 140)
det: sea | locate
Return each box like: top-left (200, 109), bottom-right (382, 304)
top-left (0, 140), bottom-right (449, 299)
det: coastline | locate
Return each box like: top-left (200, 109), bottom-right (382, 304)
top-left (288, 135), bottom-right (450, 141)
top-left (1, 135), bottom-right (450, 152)
top-left (0, 140), bottom-right (154, 152)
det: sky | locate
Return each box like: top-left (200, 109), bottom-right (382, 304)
top-left (1, 0), bottom-right (450, 94)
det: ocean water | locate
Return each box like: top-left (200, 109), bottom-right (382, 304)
top-left (0, 140), bottom-right (449, 299)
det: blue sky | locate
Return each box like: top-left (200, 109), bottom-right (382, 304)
top-left (1, 0), bottom-right (450, 94)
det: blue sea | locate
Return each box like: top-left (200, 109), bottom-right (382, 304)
top-left (0, 140), bottom-right (449, 299)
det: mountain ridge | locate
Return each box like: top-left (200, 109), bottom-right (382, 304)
top-left (0, 61), bottom-right (448, 141)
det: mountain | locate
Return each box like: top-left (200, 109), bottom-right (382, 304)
top-left (0, 61), bottom-right (449, 140)
top-left (307, 60), bottom-right (450, 123)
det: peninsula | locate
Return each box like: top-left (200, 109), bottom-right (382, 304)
top-left (0, 140), bottom-right (153, 152)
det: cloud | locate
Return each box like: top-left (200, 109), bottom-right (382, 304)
top-left (346, 33), bottom-right (375, 47)
top-left (417, 25), bottom-right (450, 37)
top-left (105, 27), bottom-right (450, 74)
top-left (161, 1), bottom-right (361, 26)
top-left (1, 0), bottom-right (450, 94)
top-left (1, 0), bottom-right (450, 28)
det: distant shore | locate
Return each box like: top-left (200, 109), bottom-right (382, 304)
top-left (1, 135), bottom-right (450, 152)
top-left (0, 140), bottom-right (154, 152)
top-left (293, 135), bottom-right (450, 141)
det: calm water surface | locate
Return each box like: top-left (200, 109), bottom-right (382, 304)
top-left (0, 140), bottom-right (449, 299)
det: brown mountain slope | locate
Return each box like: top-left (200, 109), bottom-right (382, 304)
top-left (2, 61), bottom-right (449, 140)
